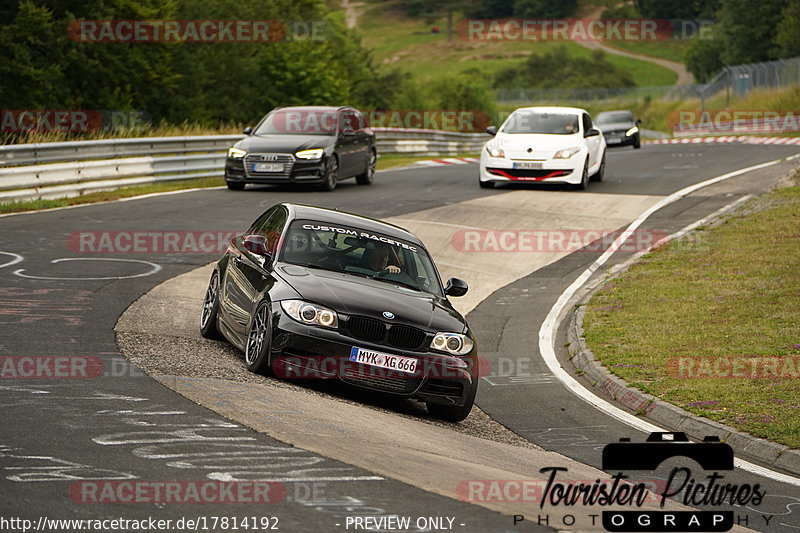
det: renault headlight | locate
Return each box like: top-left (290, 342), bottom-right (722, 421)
top-left (281, 300), bottom-right (338, 328)
top-left (626, 126), bottom-right (639, 137)
top-left (430, 332), bottom-right (474, 356)
top-left (553, 147), bottom-right (581, 159)
top-left (486, 146), bottom-right (505, 158)
top-left (295, 148), bottom-right (324, 160)
top-left (228, 147), bottom-right (246, 159)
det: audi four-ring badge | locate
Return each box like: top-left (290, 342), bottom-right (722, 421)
top-left (200, 202), bottom-right (478, 422)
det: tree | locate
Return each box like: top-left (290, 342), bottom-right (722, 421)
top-left (776, 0), bottom-right (800, 58)
top-left (716, 0), bottom-right (790, 65)
top-left (513, 0), bottom-right (577, 18)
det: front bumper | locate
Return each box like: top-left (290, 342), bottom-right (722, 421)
top-left (225, 156), bottom-right (327, 185)
top-left (269, 308), bottom-right (478, 407)
top-left (479, 155), bottom-right (582, 185)
top-left (603, 131), bottom-right (638, 146)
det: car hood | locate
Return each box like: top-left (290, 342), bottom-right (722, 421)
top-left (492, 132), bottom-right (583, 160)
top-left (235, 134), bottom-right (334, 154)
top-left (276, 264), bottom-right (467, 333)
top-left (597, 122), bottom-right (634, 132)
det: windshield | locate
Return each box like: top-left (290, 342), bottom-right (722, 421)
top-left (254, 109), bottom-right (337, 136)
top-left (501, 111), bottom-right (580, 135)
top-left (596, 111), bottom-right (634, 124)
top-left (279, 220), bottom-right (443, 296)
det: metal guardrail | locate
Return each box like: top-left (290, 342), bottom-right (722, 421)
top-left (0, 129), bottom-right (489, 203)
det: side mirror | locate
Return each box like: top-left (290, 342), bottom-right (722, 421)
top-left (243, 127), bottom-right (253, 135)
top-left (585, 128), bottom-right (601, 138)
top-left (636, 119), bottom-right (642, 125)
top-left (243, 234), bottom-right (270, 257)
top-left (485, 126), bottom-right (497, 136)
top-left (444, 277), bottom-right (468, 297)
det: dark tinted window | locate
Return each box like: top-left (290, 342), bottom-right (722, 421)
top-left (254, 108), bottom-right (337, 135)
top-left (502, 111), bottom-right (579, 135)
top-left (582, 113), bottom-right (593, 132)
top-left (248, 206), bottom-right (287, 253)
top-left (596, 111), bottom-right (634, 124)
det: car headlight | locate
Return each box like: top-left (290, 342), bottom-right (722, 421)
top-left (430, 332), bottom-right (474, 356)
top-left (626, 126), bottom-right (639, 137)
top-left (553, 147), bottom-right (581, 159)
top-left (281, 300), bottom-right (338, 328)
top-left (486, 146), bottom-right (505, 158)
top-left (227, 147), bottom-right (246, 159)
top-left (295, 148), bottom-right (324, 160)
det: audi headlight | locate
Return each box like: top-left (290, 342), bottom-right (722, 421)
top-left (430, 332), bottom-right (474, 356)
top-left (553, 147), bottom-right (581, 159)
top-left (486, 146), bottom-right (505, 158)
top-left (295, 148), bottom-right (324, 160)
top-left (281, 300), bottom-right (338, 328)
top-left (228, 147), bottom-right (246, 159)
top-left (626, 126), bottom-right (639, 137)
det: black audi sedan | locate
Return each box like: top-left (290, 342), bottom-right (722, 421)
top-left (595, 110), bottom-right (642, 149)
top-left (200, 203), bottom-right (478, 421)
top-left (224, 106), bottom-right (376, 191)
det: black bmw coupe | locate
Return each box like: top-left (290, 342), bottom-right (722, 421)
top-left (224, 106), bottom-right (376, 191)
top-left (200, 203), bottom-right (478, 421)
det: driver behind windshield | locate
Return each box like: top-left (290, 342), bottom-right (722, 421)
top-left (363, 242), bottom-right (402, 275)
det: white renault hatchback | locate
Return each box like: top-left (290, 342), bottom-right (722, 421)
top-left (479, 106), bottom-right (606, 190)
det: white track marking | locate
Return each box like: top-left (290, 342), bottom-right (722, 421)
top-left (538, 153), bottom-right (800, 487)
top-left (13, 257), bottom-right (162, 280)
top-left (0, 252), bottom-right (23, 269)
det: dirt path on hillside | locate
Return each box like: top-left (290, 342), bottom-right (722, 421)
top-left (341, 0), bottom-right (363, 29)
top-left (576, 6), bottom-right (694, 85)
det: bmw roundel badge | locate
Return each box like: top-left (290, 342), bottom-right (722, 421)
top-left (382, 311), bottom-right (395, 320)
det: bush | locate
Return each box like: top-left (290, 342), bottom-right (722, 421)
top-left (495, 47), bottom-right (636, 89)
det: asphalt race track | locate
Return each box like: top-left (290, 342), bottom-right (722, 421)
top-left (2, 143), bottom-right (800, 532)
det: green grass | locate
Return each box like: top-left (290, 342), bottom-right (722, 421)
top-left (583, 177), bottom-right (800, 448)
top-left (603, 39), bottom-right (690, 64)
top-left (357, 1), bottom-right (676, 87)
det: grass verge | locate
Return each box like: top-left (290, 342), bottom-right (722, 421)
top-left (583, 174), bottom-right (800, 448)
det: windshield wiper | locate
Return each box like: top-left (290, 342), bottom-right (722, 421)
top-left (368, 276), bottom-right (424, 293)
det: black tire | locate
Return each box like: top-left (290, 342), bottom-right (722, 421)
top-left (426, 383), bottom-right (477, 422)
top-left (479, 179), bottom-right (495, 189)
top-left (633, 135), bottom-right (641, 149)
top-left (575, 159), bottom-right (589, 190)
top-left (244, 301), bottom-right (273, 375)
top-left (356, 149), bottom-right (376, 185)
top-left (226, 181), bottom-right (246, 191)
top-left (321, 156), bottom-right (338, 191)
top-left (200, 271), bottom-right (223, 340)
top-left (590, 151), bottom-right (605, 182)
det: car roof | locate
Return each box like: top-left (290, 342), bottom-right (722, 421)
top-left (283, 203), bottom-right (423, 246)
top-left (512, 106), bottom-right (589, 115)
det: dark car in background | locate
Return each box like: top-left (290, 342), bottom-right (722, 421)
top-left (200, 202), bottom-right (478, 422)
top-left (225, 106), bottom-right (376, 191)
top-left (596, 110), bottom-right (642, 149)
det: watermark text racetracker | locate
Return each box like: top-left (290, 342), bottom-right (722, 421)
top-left (0, 515), bottom-right (280, 532)
top-left (69, 231), bottom-right (239, 254)
top-left (0, 356), bottom-right (144, 379)
top-left (460, 18), bottom-right (713, 41)
top-left (452, 229), bottom-right (673, 253)
top-left (1, 110), bottom-right (150, 133)
top-left (68, 20), bottom-right (328, 42)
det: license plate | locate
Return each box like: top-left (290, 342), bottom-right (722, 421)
top-left (606, 138), bottom-right (622, 144)
top-left (513, 162), bottom-right (543, 169)
top-left (253, 163), bottom-right (284, 172)
top-left (349, 346), bottom-right (417, 374)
